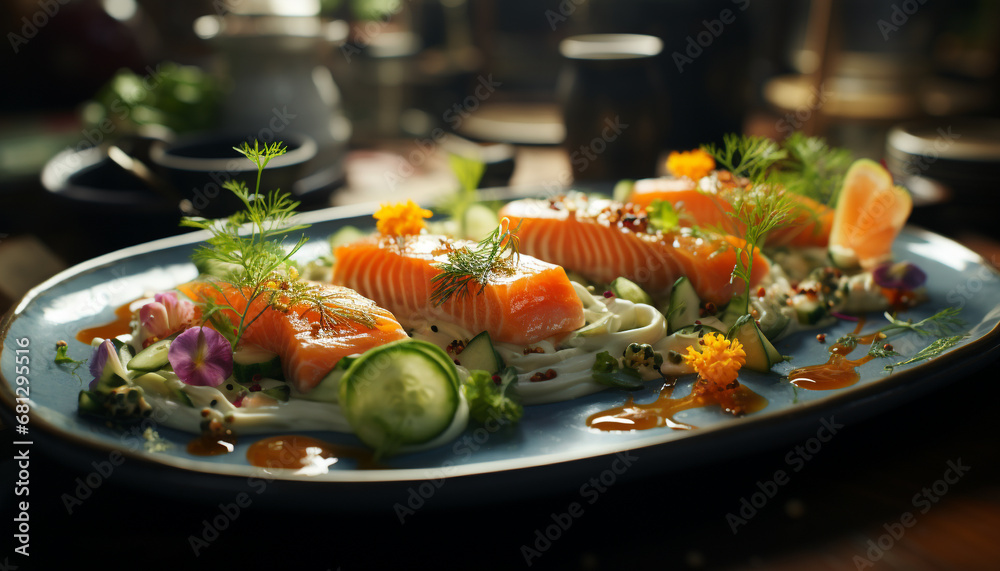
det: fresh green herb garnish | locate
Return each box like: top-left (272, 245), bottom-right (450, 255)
top-left (591, 351), bottom-right (644, 390)
top-left (463, 367), bottom-right (523, 424)
top-left (837, 308), bottom-right (964, 361)
top-left (430, 218), bottom-right (521, 306)
top-left (885, 335), bottom-right (967, 372)
top-left (182, 141), bottom-right (376, 345)
top-left (702, 135), bottom-right (795, 315)
top-left (647, 200), bottom-right (680, 233)
top-left (444, 153), bottom-right (487, 239)
top-left (776, 133), bottom-right (853, 206)
top-left (450, 153), bottom-right (485, 196)
top-left (55, 341), bottom-right (86, 379)
top-left (866, 343), bottom-right (901, 359)
top-left (881, 307), bottom-right (964, 337)
top-left (701, 134), bottom-right (787, 186)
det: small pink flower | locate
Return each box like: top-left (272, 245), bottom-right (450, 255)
top-left (167, 327), bottom-right (233, 387)
top-left (137, 292), bottom-right (195, 346)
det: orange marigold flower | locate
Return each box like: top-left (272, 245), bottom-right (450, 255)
top-left (374, 199), bottom-right (432, 237)
top-left (666, 148), bottom-right (715, 180)
top-left (683, 332), bottom-right (746, 387)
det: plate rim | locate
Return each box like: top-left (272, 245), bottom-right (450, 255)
top-left (3, 215), bottom-right (1000, 485)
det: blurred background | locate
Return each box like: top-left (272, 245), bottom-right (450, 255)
top-left (0, 0), bottom-right (998, 309)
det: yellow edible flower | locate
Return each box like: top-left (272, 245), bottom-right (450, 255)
top-left (683, 332), bottom-right (746, 387)
top-left (666, 148), bottom-right (715, 180)
top-left (374, 200), bottom-right (432, 237)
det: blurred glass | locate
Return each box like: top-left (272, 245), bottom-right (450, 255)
top-left (557, 34), bottom-right (667, 182)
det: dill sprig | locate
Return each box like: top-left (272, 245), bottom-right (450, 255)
top-left (430, 217), bottom-right (520, 306)
top-left (776, 133), bottom-right (853, 207)
top-left (182, 140), bottom-right (375, 345)
top-left (702, 134), bottom-right (795, 314)
top-left (885, 335), bottom-right (967, 372)
top-left (701, 134), bottom-right (786, 186)
top-left (881, 307), bottom-right (964, 337)
top-left (836, 307), bottom-right (965, 361)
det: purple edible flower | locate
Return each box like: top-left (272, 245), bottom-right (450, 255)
top-left (167, 327), bottom-right (233, 387)
top-left (88, 339), bottom-right (125, 389)
top-left (873, 261), bottom-right (927, 290)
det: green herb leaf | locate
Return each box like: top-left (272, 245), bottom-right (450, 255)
top-left (700, 134), bottom-right (797, 316)
top-left (776, 133), bottom-right (853, 206)
top-left (701, 134), bottom-right (787, 186)
top-left (449, 153), bottom-right (486, 194)
top-left (591, 350), bottom-right (644, 390)
top-left (593, 368), bottom-right (645, 390)
top-left (181, 140), bottom-right (376, 345)
top-left (647, 200), bottom-right (680, 233)
top-left (867, 343), bottom-right (900, 359)
top-left (55, 342), bottom-right (87, 380)
top-left (593, 351), bottom-right (620, 374)
top-left (462, 367), bottom-right (523, 424)
top-left (885, 335), bottom-right (966, 372)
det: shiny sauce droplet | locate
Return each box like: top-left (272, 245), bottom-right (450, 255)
top-left (187, 432), bottom-right (238, 457)
top-left (247, 435), bottom-right (383, 472)
top-left (789, 319), bottom-right (886, 391)
top-left (587, 384), bottom-right (768, 432)
top-left (76, 301), bottom-right (135, 344)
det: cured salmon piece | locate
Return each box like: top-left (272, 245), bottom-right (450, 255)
top-left (183, 281), bottom-right (408, 393)
top-left (331, 234), bottom-right (586, 345)
top-left (627, 177), bottom-right (834, 248)
top-left (498, 197), bottom-right (770, 306)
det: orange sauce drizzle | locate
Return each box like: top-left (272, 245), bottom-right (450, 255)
top-left (75, 301), bottom-right (135, 344)
top-left (587, 383), bottom-right (768, 432)
top-left (788, 318), bottom-right (886, 391)
top-left (246, 435), bottom-right (383, 471)
top-left (188, 432), bottom-right (239, 457)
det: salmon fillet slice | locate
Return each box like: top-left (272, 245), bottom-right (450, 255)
top-left (628, 177), bottom-right (834, 248)
top-left (498, 196), bottom-right (771, 306)
top-left (183, 281), bottom-right (408, 393)
top-left (331, 234), bottom-right (586, 346)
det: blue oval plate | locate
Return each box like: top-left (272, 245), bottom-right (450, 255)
top-left (3, 203), bottom-right (1000, 508)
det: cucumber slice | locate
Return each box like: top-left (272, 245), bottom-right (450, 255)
top-left (610, 277), bottom-right (654, 305)
top-left (329, 225), bottom-right (366, 251)
top-left (133, 372), bottom-right (193, 406)
top-left (731, 315), bottom-right (783, 373)
top-left (78, 390), bottom-right (104, 416)
top-left (132, 372), bottom-right (171, 398)
top-left (666, 276), bottom-right (700, 333)
top-left (232, 346), bottom-right (283, 383)
top-left (612, 179), bottom-right (635, 202)
top-left (463, 203), bottom-right (500, 241)
top-left (828, 244), bottom-right (860, 270)
top-left (674, 322), bottom-right (724, 337)
top-left (112, 338), bottom-right (133, 370)
top-left (752, 298), bottom-right (791, 339)
top-left (128, 339), bottom-right (172, 372)
top-left (790, 293), bottom-right (828, 325)
top-left (719, 293), bottom-right (748, 332)
top-left (574, 313), bottom-right (616, 338)
top-left (458, 331), bottom-right (504, 375)
top-left (339, 340), bottom-right (460, 454)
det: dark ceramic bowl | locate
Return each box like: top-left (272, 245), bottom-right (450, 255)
top-left (40, 138), bottom-right (189, 254)
top-left (149, 131), bottom-right (317, 218)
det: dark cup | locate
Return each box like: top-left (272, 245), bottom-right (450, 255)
top-left (558, 34), bottom-right (667, 183)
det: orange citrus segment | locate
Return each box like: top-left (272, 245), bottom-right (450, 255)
top-left (828, 159), bottom-right (912, 269)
